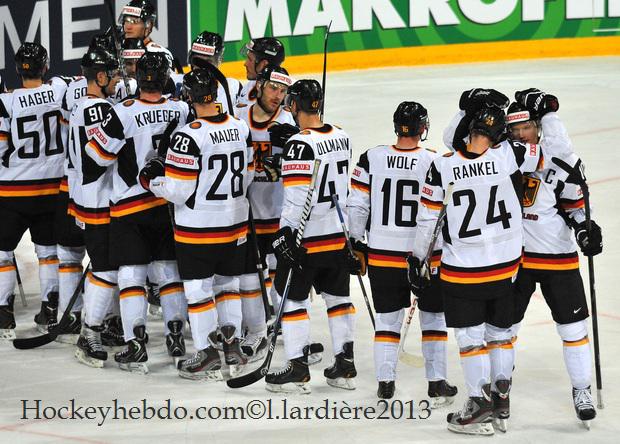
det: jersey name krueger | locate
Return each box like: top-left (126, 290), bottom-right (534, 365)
top-left (150, 114), bottom-right (253, 246)
top-left (0, 82), bottom-right (67, 198)
top-left (85, 97), bottom-right (189, 218)
top-left (413, 140), bottom-right (543, 285)
top-left (280, 124), bottom-right (352, 254)
top-left (238, 104), bottom-right (295, 237)
top-left (348, 145), bottom-right (440, 269)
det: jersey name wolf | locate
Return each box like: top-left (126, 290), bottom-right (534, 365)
top-left (414, 140), bottom-right (543, 284)
top-left (0, 83), bottom-right (67, 198)
top-left (86, 97), bottom-right (189, 218)
top-left (238, 104), bottom-right (295, 236)
top-left (150, 114), bottom-right (253, 245)
top-left (68, 95), bottom-right (114, 225)
top-left (281, 124), bottom-right (352, 254)
top-left (348, 145), bottom-right (439, 269)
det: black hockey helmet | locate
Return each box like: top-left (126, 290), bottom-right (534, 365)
top-left (182, 68), bottom-right (218, 104)
top-left (118, 0), bottom-right (156, 26)
top-left (285, 79), bottom-right (322, 114)
top-left (15, 42), bottom-right (48, 78)
top-left (122, 38), bottom-right (146, 60)
top-left (469, 107), bottom-right (507, 145)
top-left (240, 37), bottom-right (285, 66)
top-left (188, 31), bottom-right (224, 67)
top-left (257, 65), bottom-right (292, 88)
top-left (89, 31), bottom-right (115, 53)
top-left (81, 48), bottom-right (119, 76)
top-left (506, 101), bottom-right (533, 126)
top-left (136, 51), bottom-right (169, 91)
top-left (393, 101), bottom-right (429, 140)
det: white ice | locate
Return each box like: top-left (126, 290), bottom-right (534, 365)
top-left (1, 56), bottom-right (619, 443)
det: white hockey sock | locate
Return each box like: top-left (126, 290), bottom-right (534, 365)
top-left (558, 321), bottom-right (592, 389)
top-left (35, 244), bottom-right (58, 301)
top-left (240, 273), bottom-right (266, 335)
top-left (486, 324), bottom-right (514, 390)
top-left (214, 275), bottom-right (242, 336)
top-left (106, 288), bottom-right (121, 317)
top-left (323, 293), bottom-right (356, 355)
top-left (0, 251), bottom-right (16, 305)
top-left (84, 271), bottom-right (117, 327)
top-left (456, 325), bottom-right (490, 397)
top-left (184, 278), bottom-right (216, 351)
top-left (374, 309), bottom-right (404, 381)
top-left (118, 265), bottom-right (148, 341)
top-left (282, 299), bottom-right (310, 360)
top-left (150, 260), bottom-right (186, 335)
top-left (419, 310), bottom-right (448, 381)
top-left (57, 245), bottom-right (85, 313)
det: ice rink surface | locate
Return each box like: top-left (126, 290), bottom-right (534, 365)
top-left (1, 56), bottom-right (619, 443)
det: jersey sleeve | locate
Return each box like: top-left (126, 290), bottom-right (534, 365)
top-left (412, 159), bottom-right (444, 260)
top-left (509, 140), bottom-right (544, 174)
top-left (280, 135), bottom-right (316, 230)
top-left (85, 107), bottom-right (125, 166)
top-left (541, 112), bottom-right (574, 161)
top-left (347, 151), bottom-right (371, 241)
top-left (243, 122), bottom-right (254, 185)
top-left (443, 110), bottom-right (467, 152)
top-left (150, 130), bottom-right (201, 205)
top-left (0, 94), bottom-right (9, 160)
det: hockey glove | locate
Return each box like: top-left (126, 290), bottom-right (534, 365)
top-left (515, 88), bottom-right (559, 119)
top-left (407, 255), bottom-right (430, 295)
top-left (272, 226), bottom-right (307, 270)
top-left (139, 157), bottom-right (165, 191)
top-left (268, 123), bottom-right (300, 148)
top-left (347, 239), bottom-right (368, 276)
top-left (263, 153), bottom-right (282, 182)
top-left (574, 220), bottom-right (603, 257)
top-left (459, 88), bottom-right (510, 115)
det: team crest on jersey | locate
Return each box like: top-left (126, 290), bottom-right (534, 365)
top-left (523, 176), bottom-right (541, 207)
top-left (190, 121), bottom-right (202, 129)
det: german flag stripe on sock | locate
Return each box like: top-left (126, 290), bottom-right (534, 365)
top-left (240, 289), bottom-right (262, 299)
top-left (327, 303), bottom-right (356, 318)
top-left (374, 330), bottom-right (400, 343)
top-left (59, 176), bottom-right (69, 193)
top-left (283, 174), bottom-right (312, 187)
top-left (368, 248), bottom-right (407, 268)
top-left (174, 222), bottom-right (248, 245)
top-left (160, 282), bottom-right (183, 296)
top-left (39, 257), bottom-right (59, 265)
top-left (255, 218), bottom-right (280, 235)
top-left (120, 286), bottom-right (146, 299)
top-left (351, 178), bottom-right (370, 193)
top-left (282, 308), bottom-right (309, 322)
top-left (214, 291), bottom-right (241, 303)
top-left (302, 233), bottom-right (346, 254)
top-left (422, 330), bottom-right (448, 342)
top-left (459, 347), bottom-right (488, 358)
top-left (559, 197), bottom-right (585, 210)
top-left (110, 193), bottom-right (167, 217)
top-left (421, 197), bottom-right (442, 211)
top-left (441, 257), bottom-right (521, 284)
top-left (87, 139), bottom-right (116, 161)
top-left (0, 178), bottom-right (61, 197)
top-left (522, 251), bottom-right (579, 271)
top-left (59, 264), bottom-right (83, 273)
top-left (88, 272), bottom-right (116, 288)
top-left (487, 342), bottom-right (513, 350)
top-left (73, 205), bottom-right (111, 225)
top-left (0, 264), bottom-right (16, 272)
top-left (188, 299), bottom-right (215, 313)
top-left (165, 164), bottom-right (198, 180)
top-left (563, 337), bottom-right (589, 347)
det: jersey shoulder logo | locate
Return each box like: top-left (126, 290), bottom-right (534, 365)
top-left (523, 175), bottom-right (541, 208)
top-left (443, 152), bottom-right (454, 157)
top-left (123, 99), bottom-right (135, 107)
top-left (189, 121), bottom-right (202, 129)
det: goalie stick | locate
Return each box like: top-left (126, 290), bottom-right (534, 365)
top-left (227, 159), bottom-right (321, 389)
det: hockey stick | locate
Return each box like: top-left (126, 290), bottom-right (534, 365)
top-left (13, 262), bottom-right (91, 350)
top-left (13, 257), bottom-right (27, 307)
top-left (319, 21), bottom-right (332, 119)
top-left (399, 182), bottom-right (454, 368)
top-left (227, 159), bottom-right (321, 388)
top-left (104, 0), bottom-right (131, 94)
top-left (331, 194), bottom-right (375, 328)
top-left (552, 156), bottom-right (603, 409)
top-left (248, 206), bottom-right (272, 323)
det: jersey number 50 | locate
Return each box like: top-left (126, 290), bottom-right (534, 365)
top-left (15, 111), bottom-right (64, 159)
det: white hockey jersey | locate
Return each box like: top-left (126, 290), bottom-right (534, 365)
top-left (280, 124), bottom-right (352, 254)
top-left (171, 71), bottom-right (242, 114)
top-left (237, 104), bottom-right (295, 236)
top-left (150, 114), bottom-right (253, 245)
top-left (86, 96), bottom-right (189, 219)
top-left (237, 80), bottom-right (258, 107)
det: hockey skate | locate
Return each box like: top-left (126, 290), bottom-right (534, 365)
top-left (207, 328), bottom-right (224, 351)
top-left (177, 347), bottom-right (223, 381)
top-left (573, 386), bottom-right (596, 429)
top-left (114, 325), bottom-right (148, 374)
top-left (241, 331), bottom-right (268, 363)
top-left (492, 379), bottom-right (511, 432)
top-left (324, 341), bottom-right (357, 390)
top-left (305, 342), bottom-right (324, 365)
top-left (101, 315), bottom-right (125, 347)
top-left (266, 356), bottom-right (311, 394)
top-left (221, 325), bottom-right (248, 377)
top-left (428, 379), bottom-right (458, 409)
top-left (146, 280), bottom-right (162, 319)
top-left (49, 311), bottom-right (82, 344)
top-left (166, 320), bottom-right (185, 365)
top-left (75, 325), bottom-right (107, 368)
top-left (0, 294), bottom-right (16, 340)
top-left (34, 292), bottom-right (58, 333)
top-left (377, 381), bottom-right (395, 399)
top-left (447, 385), bottom-right (494, 436)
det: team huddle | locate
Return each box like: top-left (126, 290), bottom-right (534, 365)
top-left (0, 0), bottom-right (604, 437)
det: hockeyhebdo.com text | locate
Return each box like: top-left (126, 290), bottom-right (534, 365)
top-left (20, 398), bottom-right (432, 426)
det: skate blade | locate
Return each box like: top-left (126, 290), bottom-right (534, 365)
top-left (55, 333), bottom-right (79, 345)
top-left (0, 329), bottom-right (16, 341)
top-left (447, 421), bottom-right (494, 436)
top-left (326, 377), bottom-right (356, 390)
top-left (74, 349), bottom-right (105, 368)
top-left (493, 417), bottom-right (508, 433)
top-left (178, 369), bottom-right (223, 381)
top-left (35, 324), bottom-right (48, 334)
top-left (430, 395), bottom-right (456, 409)
top-left (307, 352), bottom-right (322, 366)
top-left (118, 362), bottom-right (149, 375)
top-left (266, 382), bottom-right (311, 395)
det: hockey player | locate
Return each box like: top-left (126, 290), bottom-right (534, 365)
top-left (0, 43), bottom-right (65, 339)
top-left (238, 38), bottom-right (285, 107)
top-left (85, 52), bottom-right (188, 373)
top-left (140, 68), bottom-right (253, 379)
top-left (65, 48), bottom-right (122, 366)
top-left (507, 89), bottom-right (602, 427)
top-left (265, 80), bottom-right (355, 394)
top-left (236, 65), bottom-right (294, 361)
top-left (410, 103), bottom-right (543, 435)
top-left (347, 101), bottom-right (457, 404)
